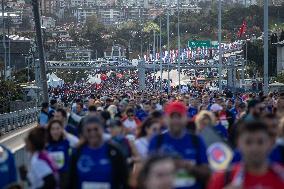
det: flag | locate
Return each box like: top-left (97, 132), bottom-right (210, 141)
top-left (237, 20), bottom-right (247, 38)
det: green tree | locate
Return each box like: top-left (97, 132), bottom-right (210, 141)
top-left (82, 15), bottom-right (107, 58)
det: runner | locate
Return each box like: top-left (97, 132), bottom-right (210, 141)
top-left (24, 127), bottom-right (58, 189)
top-left (149, 101), bottom-right (211, 189)
top-left (67, 116), bottom-right (129, 189)
top-left (208, 121), bottom-right (284, 189)
top-left (46, 120), bottom-right (76, 188)
top-left (137, 155), bottom-right (175, 189)
top-left (0, 145), bottom-right (17, 189)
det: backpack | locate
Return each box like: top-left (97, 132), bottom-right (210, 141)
top-left (155, 132), bottom-right (200, 158)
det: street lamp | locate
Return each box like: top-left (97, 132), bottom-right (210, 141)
top-left (218, 0), bottom-right (222, 92)
top-left (177, 0), bottom-right (181, 92)
top-left (263, 0), bottom-right (269, 94)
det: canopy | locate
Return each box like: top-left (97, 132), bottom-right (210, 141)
top-left (47, 73), bottom-right (64, 87)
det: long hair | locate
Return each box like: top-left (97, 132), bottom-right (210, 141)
top-left (137, 117), bottom-right (159, 138)
top-left (26, 127), bottom-right (47, 152)
top-left (137, 155), bottom-right (173, 189)
top-left (46, 119), bottom-right (65, 143)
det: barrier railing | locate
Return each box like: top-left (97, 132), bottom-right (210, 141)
top-left (0, 107), bottom-right (39, 136)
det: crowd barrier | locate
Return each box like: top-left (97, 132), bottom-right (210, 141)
top-left (0, 107), bottom-right (39, 136)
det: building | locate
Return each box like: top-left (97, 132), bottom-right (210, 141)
top-left (97, 7), bottom-right (124, 25)
top-left (276, 40), bottom-right (284, 73)
top-left (104, 44), bottom-right (126, 59)
top-left (256, 0), bottom-right (284, 6)
top-left (0, 35), bottom-right (31, 70)
top-left (65, 49), bottom-right (92, 61)
top-left (0, 11), bottom-right (23, 30)
top-left (41, 16), bottom-right (56, 29)
top-left (40, 0), bottom-right (56, 15)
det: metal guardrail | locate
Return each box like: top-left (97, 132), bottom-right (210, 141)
top-left (0, 107), bottom-right (39, 136)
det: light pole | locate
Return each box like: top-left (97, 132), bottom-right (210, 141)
top-left (32, 0), bottom-right (49, 103)
top-left (2, 0), bottom-right (7, 80)
top-left (263, 0), bottom-right (269, 94)
top-left (218, 0), bottom-right (222, 92)
top-left (177, 0), bottom-right (181, 93)
top-left (167, 5), bottom-right (170, 94)
top-left (153, 30), bottom-right (156, 91)
top-left (159, 17), bottom-right (162, 92)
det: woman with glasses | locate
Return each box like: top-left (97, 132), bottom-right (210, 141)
top-left (135, 117), bottom-right (161, 159)
top-left (67, 116), bottom-right (129, 189)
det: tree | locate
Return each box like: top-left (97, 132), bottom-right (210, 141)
top-left (82, 15), bottom-right (107, 58)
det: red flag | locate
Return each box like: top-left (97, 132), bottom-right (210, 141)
top-left (238, 20), bottom-right (247, 38)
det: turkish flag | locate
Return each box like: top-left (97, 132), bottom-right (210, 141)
top-left (237, 20), bottom-right (247, 38)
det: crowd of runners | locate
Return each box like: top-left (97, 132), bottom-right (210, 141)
top-left (1, 70), bottom-right (284, 189)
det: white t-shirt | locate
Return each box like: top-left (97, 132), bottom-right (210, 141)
top-left (135, 137), bottom-right (149, 159)
top-left (123, 119), bottom-right (137, 134)
top-left (66, 133), bottom-right (79, 148)
top-left (27, 153), bottom-right (53, 189)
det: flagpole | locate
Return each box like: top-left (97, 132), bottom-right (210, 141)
top-left (153, 30), bottom-right (156, 91)
top-left (218, 0), bottom-right (222, 92)
top-left (177, 0), bottom-right (181, 93)
top-left (263, 0), bottom-right (269, 94)
top-left (167, 6), bottom-right (170, 94)
top-left (159, 17), bottom-right (163, 92)
top-left (2, 0), bottom-right (7, 80)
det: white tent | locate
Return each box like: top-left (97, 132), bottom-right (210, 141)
top-left (269, 82), bottom-right (284, 92)
top-left (47, 73), bottom-right (64, 87)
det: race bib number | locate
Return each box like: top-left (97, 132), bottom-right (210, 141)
top-left (82, 182), bottom-right (111, 189)
top-left (49, 151), bottom-right (65, 169)
top-left (175, 169), bottom-right (196, 187)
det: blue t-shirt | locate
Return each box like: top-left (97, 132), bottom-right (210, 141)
top-left (188, 107), bottom-right (198, 118)
top-left (46, 139), bottom-right (71, 173)
top-left (214, 124), bottom-right (228, 140)
top-left (0, 145), bottom-right (17, 188)
top-left (149, 131), bottom-right (208, 189)
top-left (229, 107), bottom-right (238, 121)
top-left (76, 144), bottom-right (113, 189)
top-left (39, 111), bottom-right (49, 126)
top-left (135, 109), bottom-right (149, 121)
top-left (269, 145), bottom-right (284, 164)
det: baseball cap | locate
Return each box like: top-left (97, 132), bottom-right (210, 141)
top-left (210, 103), bottom-right (223, 112)
top-left (165, 101), bottom-right (187, 116)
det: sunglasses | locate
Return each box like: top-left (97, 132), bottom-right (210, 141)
top-left (128, 114), bottom-right (134, 117)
